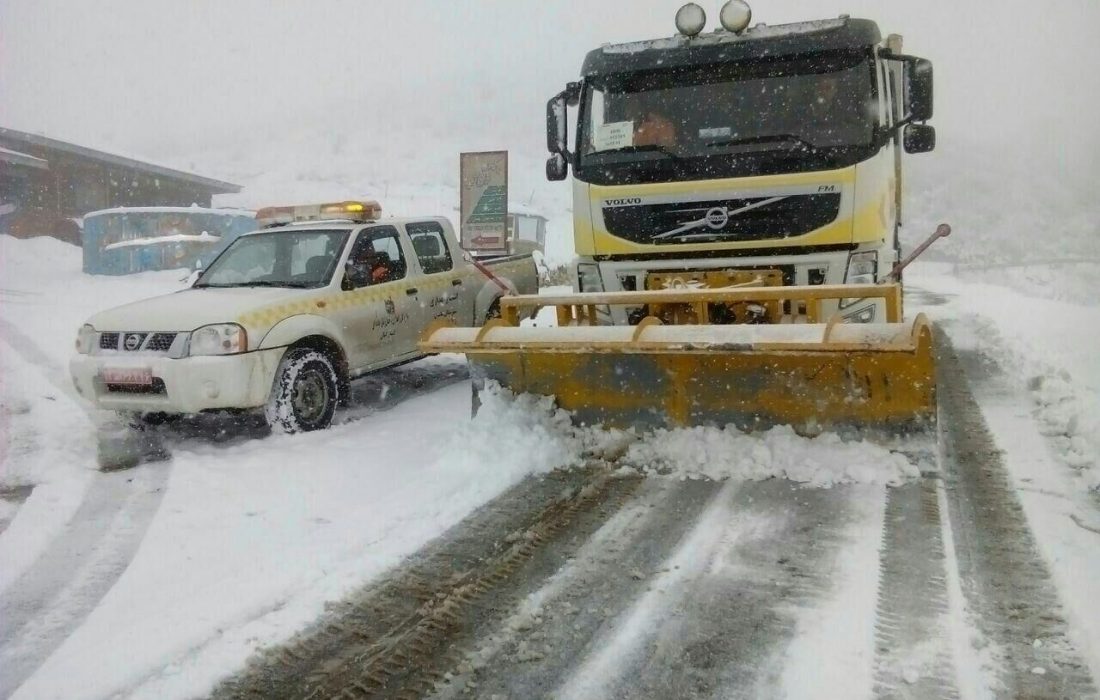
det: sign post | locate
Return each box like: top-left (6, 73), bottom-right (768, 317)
top-left (459, 151), bottom-right (508, 255)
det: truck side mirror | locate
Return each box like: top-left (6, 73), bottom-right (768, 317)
top-left (907, 58), bottom-right (934, 122)
top-left (903, 123), bottom-right (936, 154)
top-left (546, 153), bottom-right (568, 181)
top-left (547, 92), bottom-right (568, 156)
top-left (565, 81), bottom-right (582, 107)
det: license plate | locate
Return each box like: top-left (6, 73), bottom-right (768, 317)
top-left (101, 367), bottom-right (153, 385)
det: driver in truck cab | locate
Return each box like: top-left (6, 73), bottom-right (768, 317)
top-left (630, 95), bottom-right (679, 149)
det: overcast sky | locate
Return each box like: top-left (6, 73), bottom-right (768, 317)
top-left (3, 0), bottom-right (1098, 174)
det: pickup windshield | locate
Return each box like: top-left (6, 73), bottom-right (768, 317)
top-left (576, 50), bottom-right (876, 183)
top-left (195, 229), bottom-right (350, 289)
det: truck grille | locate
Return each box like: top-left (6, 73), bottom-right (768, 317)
top-left (98, 332), bottom-right (178, 353)
top-left (602, 193), bottom-right (842, 244)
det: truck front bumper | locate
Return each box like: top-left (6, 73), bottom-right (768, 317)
top-left (69, 347), bottom-right (286, 415)
top-left (585, 250), bottom-right (886, 325)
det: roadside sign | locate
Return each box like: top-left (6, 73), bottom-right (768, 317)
top-left (460, 151), bottom-right (508, 254)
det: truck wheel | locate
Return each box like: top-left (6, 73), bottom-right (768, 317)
top-left (266, 348), bottom-right (339, 433)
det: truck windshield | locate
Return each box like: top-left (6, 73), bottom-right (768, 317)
top-left (195, 229), bottom-right (350, 289)
top-left (577, 50), bottom-right (876, 182)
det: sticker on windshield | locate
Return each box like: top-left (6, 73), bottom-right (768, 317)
top-left (700, 126), bottom-right (732, 139)
top-left (593, 121), bottom-right (634, 151)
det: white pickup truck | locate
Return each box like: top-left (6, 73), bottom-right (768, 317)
top-left (69, 201), bottom-right (538, 432)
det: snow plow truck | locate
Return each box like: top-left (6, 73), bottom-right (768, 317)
top-left (423, 1), bottom-right (946, 435)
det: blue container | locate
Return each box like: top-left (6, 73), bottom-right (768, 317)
top-left (82, 207), bottom-right (255, 275)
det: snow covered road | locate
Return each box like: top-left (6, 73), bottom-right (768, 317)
top-left (1, 237), bottom-right (1098, 699)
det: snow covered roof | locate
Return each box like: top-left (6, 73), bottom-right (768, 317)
top-left (102, 232), bottom-right (223, 251)
top-left (0, 127), bottom-right (241, 193)
top-left (0, 145), bottom-right (49, 171)
top-left (508, 202), bottom-right (548, 219)
top-left (85, 205), bottom-right (254, 218)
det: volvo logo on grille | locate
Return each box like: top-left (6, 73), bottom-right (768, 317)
top-left (124, 334), bottom-right (143, 351)
top-left (704, 207), bottom-right (729, 230)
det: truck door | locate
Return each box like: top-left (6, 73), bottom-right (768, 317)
top-left (337, 225), bottom-right (419, 372)
top-left (407, 220), bottom-right (470, 326)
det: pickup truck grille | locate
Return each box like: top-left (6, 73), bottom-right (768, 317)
top-left (602, 193), bottom-right (842, 245)
top-left (98, 332), bottom-right (178, 353)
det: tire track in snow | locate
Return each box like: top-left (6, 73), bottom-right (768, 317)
top-left (440, 478), bottom-right (870, 700)
top-left (0, 318), bottom-right (172, 697)
top-left (936, 334), bottom-right (1097, 697)
top-left (871, 478), bottom-right (960, 699)
top-left (0, 462), bottom-right (170, 698)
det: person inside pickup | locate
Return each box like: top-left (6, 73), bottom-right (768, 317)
top-left (345, 227), bottom-right (407, 288)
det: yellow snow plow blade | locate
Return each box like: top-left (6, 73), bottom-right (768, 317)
top-left (420, 284), bottom-right (936, 435)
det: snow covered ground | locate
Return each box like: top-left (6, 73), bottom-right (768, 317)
top-left (0, 228), bottom-right (1097, 697)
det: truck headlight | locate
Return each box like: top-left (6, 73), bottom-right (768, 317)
top-left (189, 323), bottom-right (247, 356)
top-left (75, 324), bottom-right (97, 355)
top-left (576, 262), bottom-right (603, 293)
top-left (841, 251), bottom-right (878, 308)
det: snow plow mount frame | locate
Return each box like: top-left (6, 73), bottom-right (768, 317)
top-left (497, 283), bottom-right (904, 327)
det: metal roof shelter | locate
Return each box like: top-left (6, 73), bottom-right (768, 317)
top-left (0, 127), bottom-right (240, 192)
top-left (0, 126), bottom-right (241, 244)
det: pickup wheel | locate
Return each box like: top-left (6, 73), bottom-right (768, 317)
top-left (266, 348), bottom-right (340, 433)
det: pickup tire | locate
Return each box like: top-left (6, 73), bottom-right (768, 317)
top-left (266, 348), bottom-right (340, 433)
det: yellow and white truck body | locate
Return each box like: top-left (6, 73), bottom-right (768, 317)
top-left (546, 15), bottom-right (935, 326)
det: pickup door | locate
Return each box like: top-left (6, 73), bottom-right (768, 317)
top-left (336, 225), bottom-right (422, 373)
top-left (406, 220), bottom-right (472, 326)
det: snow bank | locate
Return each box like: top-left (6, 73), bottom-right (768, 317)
top-left (908, 265), bottom-right (1100, 492)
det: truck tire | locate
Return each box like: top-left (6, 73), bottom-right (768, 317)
top-left (266, 348), bottom-right (340, 433)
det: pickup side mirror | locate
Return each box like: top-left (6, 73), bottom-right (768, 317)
top-left (546, 153), bottom-right (568, 181)
top-left (907, 58), bottom-right (934, 122)
top-left (344, 261), bottom-right (371, 289)
top-left (903, 123), bottom-right (936, 154)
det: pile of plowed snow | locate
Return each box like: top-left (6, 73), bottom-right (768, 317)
top-left (620, 425), bottom-right (921, 487)
top-left (479, 383), bottom-right (922, 488)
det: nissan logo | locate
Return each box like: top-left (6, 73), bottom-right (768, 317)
top-left (705, 207), bottom-right (729, 230)
top-left (124, 334), bottom-right (143, 351)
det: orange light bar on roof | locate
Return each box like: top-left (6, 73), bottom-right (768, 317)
top-left (255, 200), bottom-right (383, 227)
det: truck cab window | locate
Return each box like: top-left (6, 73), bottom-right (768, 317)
top-left (348, 226), bottom-right (407, 286)
top-left (407, 221), bottom-right (453, 275)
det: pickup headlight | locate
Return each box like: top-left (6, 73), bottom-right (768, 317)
top-left (189, 323), bottom-right (247, 356)
top-left (75, 324), bottom-right (97, 355)
top-left (841, 251), bottom-right (878, 308)
top-left (576, 262), bottom-right (603, 293)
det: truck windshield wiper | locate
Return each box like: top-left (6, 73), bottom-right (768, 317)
top-left (705, 134), bottom-right (820, 152)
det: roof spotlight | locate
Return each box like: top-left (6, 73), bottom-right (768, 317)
top-left (719, 0), bottom-right (752, 33)
top-left (675, 3), bottom-right (707, 37)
